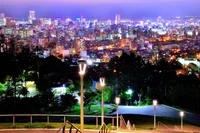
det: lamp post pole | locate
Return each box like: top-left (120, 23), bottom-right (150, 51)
top-left (180, 111), bottom-right (184, 131)
top-left (100, 77), bottom-right (105, 125)
top-left (79, 61), bottom-right (87, 132)
top-left (115, 97), bottom-right (120, 131)
top-left (153, 100), bottom-right (157, 129)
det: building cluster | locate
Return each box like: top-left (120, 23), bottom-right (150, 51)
top-left (0, 11), bottom-right (200, 76)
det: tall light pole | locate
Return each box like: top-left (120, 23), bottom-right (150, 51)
top-left (115, 97), bottom-right (120, 131)
top-left (153, 100), bottom-right (157, 129)
top-left (180, 111), bottom-right (184, 131)
top-left (78, 61), bottom-right (87, 132)
top-left (100, 77), bottom-right (105, 125)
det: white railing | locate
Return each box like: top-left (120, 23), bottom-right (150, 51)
top-left (98, 122), bottom-right (110, 133)
top-left (174, 125), bottom-right (181, 131)
top-left (157, 121), bottom-right (171, 131)
top-left (119, 115), bottom-right (127, 130)
top-left (56, 120), bottom-right (82, 133)
top-left (0, 114), bottom-right (116, 128)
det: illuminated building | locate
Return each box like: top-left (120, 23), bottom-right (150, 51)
top-left (115, 14), bottom-right (120, 24)
top-left (29, 10), bottom-right (36, 24)
top-left (6, 18), bottom-right (15, 28)
top-left (0, 13), bottom-right (6, 26)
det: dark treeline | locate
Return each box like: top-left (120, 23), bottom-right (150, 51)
top-left (0, 44), bottom-right (200, 114)
top-left (103, 51), bottom-right (200, 112)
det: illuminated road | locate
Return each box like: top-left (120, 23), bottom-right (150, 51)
top-left (112, 105), bottom-right (200, 126)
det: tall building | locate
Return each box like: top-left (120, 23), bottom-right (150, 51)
top-left (0, 13), bottom-right (6, 26)
top-left (29, 10), bottom-right (36, 24)
top-left (115, 14), bottom-right (120, 25)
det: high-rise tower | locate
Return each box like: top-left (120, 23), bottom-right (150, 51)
top-left (115, 14), bottom-right (120, 25)
top-left (29, 10), bottom-right (36, 24)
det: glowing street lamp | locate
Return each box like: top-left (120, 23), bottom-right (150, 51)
top-left (180, 111), bottom-right (184, 131)
top-left (100, 77), bottom-right (105, 125)
top-left (126, 89), bottom-right (133, 105)
top-left (78, 61), bottom-right (87, 132)
top-left (115, 97), bottom-right (120, 131)
top-left (153, 100), bottom-right (157, 129)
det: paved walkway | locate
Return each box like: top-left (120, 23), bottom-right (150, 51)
top-left (111, 105), bottom-right (200, 126)
top-left (0, 129), bottom-right (189, 133)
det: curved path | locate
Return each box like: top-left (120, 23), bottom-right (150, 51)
top-left (111, 104), bottom-right (200, 126)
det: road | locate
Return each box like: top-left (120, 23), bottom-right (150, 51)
top-left (111, 104), bottom-right (200, 126)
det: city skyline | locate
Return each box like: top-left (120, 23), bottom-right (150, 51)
top-left (1, 0), bottom-right (200, 19)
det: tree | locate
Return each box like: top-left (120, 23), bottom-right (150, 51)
top-left (60, 94), bottom-right (78, 112)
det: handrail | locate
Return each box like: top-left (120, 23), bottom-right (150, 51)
top-left (174, 125), bottom-right (181, 131)
top-left (119, 115), bottom-right (127, 129)
top-left (56, 120), bottom-right (82, 133)
top-left (0, 114), bottom-right (116, 118)
top-left (157, 121), bottom-right (171, 131)
top-left (98, 122), bottom-right (110, 133)
top-left (0, 114), bottom-right (116, 129)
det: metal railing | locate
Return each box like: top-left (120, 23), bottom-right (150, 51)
top-left (174, 125), bottom-right (181, 131)
top-left (0, 114), bottom-right (116, 128)
top-left (98, 122), bottom-right (110, 133)
top-left (157, 121), bottom-right (171, 131)
top-left (56, 120), bottom-right (82, 133)
top-left (119, 115), bottom-right (127, 130)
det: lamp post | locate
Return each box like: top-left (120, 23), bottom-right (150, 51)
top-left (180, 111), bottom-right (184, 131)
top-left (78, 61), bottom-right (87, 132)
top-left (153, 100), bottom-right (157, 129)
top-left (115, 97), bottom-right (120, 131)
top-left (100, 77), bottom-right (105, 125)
top-left (126, 89), bottom-right (133, 105)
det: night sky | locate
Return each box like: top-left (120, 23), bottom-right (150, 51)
top-left (1, 0), bottom-right (200, 20)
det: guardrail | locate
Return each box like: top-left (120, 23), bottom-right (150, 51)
top-left (174, 125), bottom-right (181, 131)
top-left (157, 121), bottom-right (171, 131)
top-left (119, 115), bottom-right (127, 130)
top-left (98, 122), bottom-right (110, 133)
top-left (56, 120), bottom-right (82, 133)
top-left (0, 114), bottom-right (116, 128)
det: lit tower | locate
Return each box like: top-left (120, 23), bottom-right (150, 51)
top-left (0, 13), bottom-right (6, 26)
top-left (115, 14), bottom-right (120, 25)
top-left (29, 10), bottom-right (36, 24)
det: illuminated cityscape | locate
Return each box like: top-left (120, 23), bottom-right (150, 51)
top-left (1, 0), bottom-right (200, 132)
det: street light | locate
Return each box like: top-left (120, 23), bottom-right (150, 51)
top-left (100, 77), bottom-right (105, 125)
top-left (153, 100), bottom-right (157, 129)
top-left (180, 111), bottom-right (184, 131)
top-left (115, 97), bottom-right (120, 131)
top-left (126, 89), bottom-right (133, 105)
top-left (78, 61), bottom-right (87, 132)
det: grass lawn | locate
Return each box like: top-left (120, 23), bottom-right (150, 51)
top-left (0, 122), bottom-right (115, 130)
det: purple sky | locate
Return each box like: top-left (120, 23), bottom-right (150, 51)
top-left (1, 0), bottom-right (200, 19)
top-left (2, 0), bottom-right (199, 4)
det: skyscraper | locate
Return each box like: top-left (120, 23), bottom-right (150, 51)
top-left (29, 10), bottom-right (36, 24)
top-left (0, 13), bottom-right (6, 26)
top-left (115, 14), bottom-right (120, 25)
